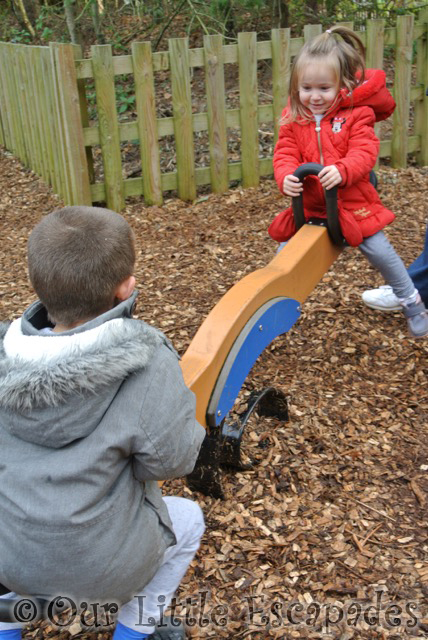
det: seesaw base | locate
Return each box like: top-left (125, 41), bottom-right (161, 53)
top-left (187, 387), bottom-right (288, 498)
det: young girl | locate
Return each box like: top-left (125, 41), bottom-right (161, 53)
top-left (269, 26), bottom-right (428, 338)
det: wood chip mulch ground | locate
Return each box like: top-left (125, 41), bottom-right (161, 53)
top-left (1, 147), bottom-right (428, 639)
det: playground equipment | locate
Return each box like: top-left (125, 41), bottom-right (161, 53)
top-left (183, 163), bottom-right (345, 497)
top-left (0, 163), bottom-right (345, 623)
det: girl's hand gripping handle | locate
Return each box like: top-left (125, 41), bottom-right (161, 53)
top-left (292, 163), bottom-right (345, 247)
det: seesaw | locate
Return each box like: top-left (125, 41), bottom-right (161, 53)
top-left (182, 163), bottom-right (345, 498)
top-left (0, 163), bottom-right (345, 623)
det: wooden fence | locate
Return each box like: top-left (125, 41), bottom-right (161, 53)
top-left (0, 11), bottom-right (427, 212)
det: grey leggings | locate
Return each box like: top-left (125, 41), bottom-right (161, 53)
top-left (358, 231), bottom-right (415, 300)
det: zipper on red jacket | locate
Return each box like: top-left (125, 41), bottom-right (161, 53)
top-left (314, 116), bottom-right (326, 207)
top-left (314, 118), bottom-right (324, 164)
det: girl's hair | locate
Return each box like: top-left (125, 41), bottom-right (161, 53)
top-left (286, 26), bottom-right (366, 123)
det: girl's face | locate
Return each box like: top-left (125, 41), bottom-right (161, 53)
top-left (298, 61), bottom-right (339, 116)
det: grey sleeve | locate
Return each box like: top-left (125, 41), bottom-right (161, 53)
top-left (132, 345), bottom-right (206, 481)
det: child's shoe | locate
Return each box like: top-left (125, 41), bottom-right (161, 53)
top-left (400, 294), bottom-right (428, 338)
top-left (151, 618), bottom-right (185, 640)
top-left (362, 285), bottom-right (401, 311)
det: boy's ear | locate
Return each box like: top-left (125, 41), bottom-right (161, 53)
top-left (115, 275), bottom-right (136, 301)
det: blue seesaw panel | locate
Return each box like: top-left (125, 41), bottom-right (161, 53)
top-left (206, 297), bottom-right (300, 428)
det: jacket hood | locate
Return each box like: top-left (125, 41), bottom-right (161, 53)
top-left (0, 296), bottom-right (167, 448)
top-left (339, 69), bottom-right (396, 122)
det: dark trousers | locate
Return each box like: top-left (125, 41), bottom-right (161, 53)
top-left (409, 224), bottom-right (428, 306)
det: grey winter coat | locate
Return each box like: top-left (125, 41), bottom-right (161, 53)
top-left (0, 293), bottom-right (205, 603)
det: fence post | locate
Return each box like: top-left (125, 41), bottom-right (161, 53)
top-left (33, 47), bottom-right (53, 188)
top-left (51, 43), bottom-right (92, 206)
top-left (91, 44), bottom-right (124, 211)
top-left (204, 34), bottom-right (228, 194)
top-left (366, 19), bottom-right (385, 169)
top-left (304, 24), bottom-right (322, 42)
top-left (238, 32), bottom-right (259, 188)
top-left (132, 41), bottom-right (163, 206)
top-left (18, 45), bottom-right (36, 167)
top-left (50, 42), bottom-right (73, 204)
top-left (19, 45), bottom-right (40, 175)
top-left (0, 100), bottom-right (4, 147)
top-left (42, 47), bottom-right (63, 196)
top-left (271, 28), bottom-right (290, 145)
top-left (6, 44), bottom-right (28, 164)
top-left (73, 44), bottom-right (95, 186)
top-left (29, 46), bottom-right (49, 182)
top-left (0, 45), bottom-right (11, 150)
top-left (169, 37), bottom-right (196, 201)
top-left (415, 8), bottom-right (428, 166)
top-left (392, 14), bottom-right (414, 168)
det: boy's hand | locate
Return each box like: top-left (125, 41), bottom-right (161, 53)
top-left (282, 174), bottom-right (303, 197)
top-left (318, 165), bottom-right (343, 190)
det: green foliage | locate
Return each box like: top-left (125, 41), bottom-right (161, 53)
top-left (117, 85), bottom-right (136, 114)
top-left (84, 77), bottom-right (136, 121)
top-left (9, 27), bottom-right (32, 43)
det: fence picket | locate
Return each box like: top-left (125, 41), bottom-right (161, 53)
top-left (33, 47), bottom-right (51, 183)
top-left (53, 44), bottom-right (92, 206)
top-left (41, 47), bottom-right (62, 195)
top-left (8, 45), bottom-right (27, 163)
top-left (392, 14), bottom-right (414, 168)
top-left (169, 37), bottom-right (196, 201)
top-left (29, 47), bottom-right (49, 181)
top-left (238, 31), bottom-right (259, 188)
top-left (34, 47), bottom-right (53, 187)
top-left (271, 28), bottom-right (290, 144)
top-left (0, 46), bottom-right (11, 149)
top-left (304, 24), bottom-right (322, 42)
top-left (335, 22), bottom-right (354, 29)
top-left (21, 45), bottom-right (41, 172)
top-left (91, 44), bottom-right (124, 211)
top-left (415, 8), bottom-right (428, 166)
top-left (132, 41), bottom-right (163, 205)
top-left (50, 42), bottom-right (73, 204)
top-left (0, 47), bottom-right (5, 147)
top-left (204, 34), bottom-right (228, 194)
top-left (366, 19), bottom-right (385, 169)
top-left (74, 44), bottom-right (95, 185)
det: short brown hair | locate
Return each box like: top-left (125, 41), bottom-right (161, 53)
top-left (287, 26), bottom-right (366, 123)
top-left (28, 206), bottom-right (135, 325)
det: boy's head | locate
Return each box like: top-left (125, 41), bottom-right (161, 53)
top-left (28, 206), bottom-right (136, 327)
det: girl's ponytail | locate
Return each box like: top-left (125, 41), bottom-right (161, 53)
top-left (324, 26), bottom-right (366, 90)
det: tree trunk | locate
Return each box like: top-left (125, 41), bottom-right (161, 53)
top-left (63, 0), bottom-right (81, 45)
top-left (12, 0), bottom-right (36, 36)
top-left (91, 0), bottom-right (105, 45)
top-left (280, 0), bottom-right (289, 28)
top-left (305, 0), bottom-right (319, 23)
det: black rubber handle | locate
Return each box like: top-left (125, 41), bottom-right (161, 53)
top-left (292, 163), bottom-right (345, 247)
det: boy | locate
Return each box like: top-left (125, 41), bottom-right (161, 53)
top-left (0, 206), bottom-right (206, 640)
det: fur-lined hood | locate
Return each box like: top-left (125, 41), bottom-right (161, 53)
top-left (0, 297), bottom-right (167, 448)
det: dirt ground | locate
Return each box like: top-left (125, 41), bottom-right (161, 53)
top-left (1, 147), bottom-right (428, 639)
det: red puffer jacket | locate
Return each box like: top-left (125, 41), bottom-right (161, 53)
top-left (269, 69), bottom-right (396, 246)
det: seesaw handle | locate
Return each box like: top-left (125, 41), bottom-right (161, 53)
top-left (292, 162), bottom-right (345, 247)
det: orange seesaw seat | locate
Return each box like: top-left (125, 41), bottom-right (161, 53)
top-left (181, 224), bottom-right (341, 428)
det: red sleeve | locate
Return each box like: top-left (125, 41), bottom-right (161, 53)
top-left (273, 116), bottom-right (303, 193)
top-left (335, 107), bottom-right (379, 187)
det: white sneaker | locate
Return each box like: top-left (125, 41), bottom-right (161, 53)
top-left (362, 285), bottom-right (401, 311)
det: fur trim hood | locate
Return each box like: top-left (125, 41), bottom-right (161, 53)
top-left (0, 297), bottom-right (168, 448)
